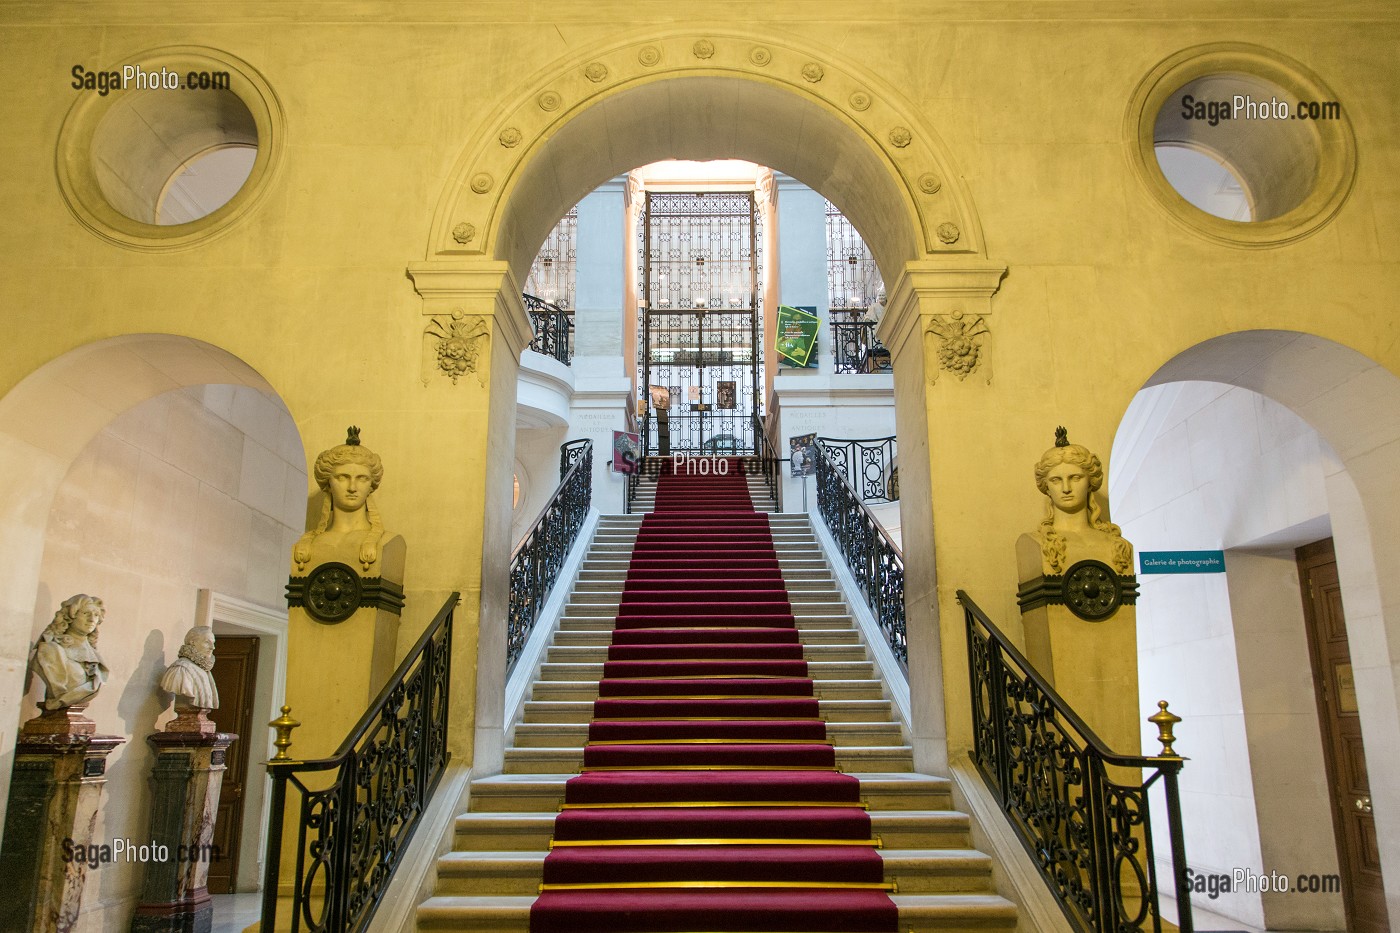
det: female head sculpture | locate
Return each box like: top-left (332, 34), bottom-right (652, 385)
top-left (1032, 427), bottom-right (1133, 575)
top-left (30, 593), bottom-right (109, 712)
top-left (293, 426), bottom-right (387, 571)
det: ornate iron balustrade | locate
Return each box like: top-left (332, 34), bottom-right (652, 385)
top-left (752, 415), bottom-right (782, 511)
top-left (260, 592), bottom-right (456, 933)
top-left (830, 314), bottom-right (892, 374)
top-left (816, 435), bottom-right (898, 504)
top-left (813, 439), bottom-right (906, 664)
top-left (508, 439), bottom-right (592, 668)
top-left (523, 293), bottom-right (573, 365)
top-left (960, 591), bottom-right (1194, 933)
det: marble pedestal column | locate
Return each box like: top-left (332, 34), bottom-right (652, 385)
top-left (129, 713), bottom-right (236, 933)
top-left (0, 709), bottom-right (124, 933)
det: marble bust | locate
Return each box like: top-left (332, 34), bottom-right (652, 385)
top-left (30, 594), bottom-right (109, 712)
top-left (1030, 427), bottom-right (1133, 575)
top-left (293, 426), bottom-right (388, 573)
top-left (159, 625), bottom-right (219, 710)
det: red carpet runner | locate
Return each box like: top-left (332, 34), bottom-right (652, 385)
top-left (530, 458), bottom-right (898, 933)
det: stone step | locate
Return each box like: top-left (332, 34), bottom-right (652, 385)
top-left (558, 599), bottom-right (849, 617)
top-left (569, 581), bottom-right (843, 597)
top-left (529, 678), bottom-right (888, 702)
top-left (576, 568), bottom-right (835, 583)
top-left (452, 806), bottom-right (970, 851)
top-left (510, 720), bottom-right (906, 748)
top-left (418, 893), bottom-right (1016, 933)
top-left (501, 743), bottom-right (914, 774)
top-left (465, 772), bottom-right (952, 813)
top-left (544, 643), bottom-right (870, 662)
top-left (548, 627), bottom-right (865, 647)
top-left (431, 845), bottom-right (996, 897)
top-left (519, 697), bottom-right (895, 724)
top-left (533, 659), bottom-right (876, 680)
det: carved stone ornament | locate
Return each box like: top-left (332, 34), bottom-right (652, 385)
top-left (451, 222), bottom-right (476, 245)
top-left (849, 90), bottom-right (872, 111)
top-left (928, 311), bottom-right (989, 380)
top-left (537, 90), bottom-right (562, 111)
top-left (692, 39), bottom-right (715, 59)
top-left (470, 173), bottom-right (494, 194)
top-left (936, 221), bottom-right (961, 244)
top-left (889, 126), bottom-right (912, 148)
top-left (638, 45), bottom-right (662, 67)
top-left (424, 311), bottom-right (489, 386)
top-left (918, 172), bottom-right (942, 194)
top-left (584, 62), bottom-right (609, 83)
top-left (498, 127), bottom-right (522, 148)
top-left (750, 46), bottom-right (772, 66)
top-left (801, 62), bottom-right (824, 83)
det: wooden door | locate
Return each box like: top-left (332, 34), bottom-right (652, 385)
top-left (207, 635), bottom-right (260, 895)
top-left (1297, 539), bottom-right (1389, 932)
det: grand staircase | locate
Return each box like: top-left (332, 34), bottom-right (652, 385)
top-left (418, 461), bottom-right (1017, 932)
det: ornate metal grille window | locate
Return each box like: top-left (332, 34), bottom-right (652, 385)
top-left (637, 192), bottom-right (763, 455)
top-left (523, 206), bottom-right (577, 309)
top-left (826, 201), bottom-right (891, 374)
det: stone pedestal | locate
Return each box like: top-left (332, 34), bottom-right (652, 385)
top-left (130, 726), bottom-right (236, 933)
top-left (285, 534), bottom-right (405, 761)
top-left (0, 711), bottom-right (124, 933)
top-left (1017, 534), bottom-right (1142, 756)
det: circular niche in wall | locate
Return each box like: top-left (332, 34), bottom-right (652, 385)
top-left (57, 47), bottom-right (284, 250)
top-left (1128, 44), bottom-right (1355, 247)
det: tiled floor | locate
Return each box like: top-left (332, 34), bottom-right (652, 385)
top-left (210, 892), bottom-right (261, 933)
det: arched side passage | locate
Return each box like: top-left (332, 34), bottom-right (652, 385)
top-left (1138, 329), bottom-right (1400, 915)
top-left (0, 333), bottom-right (301, 835)
top-left (424, 29), bottom-right (987, 281)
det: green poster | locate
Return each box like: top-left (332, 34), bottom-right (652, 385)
top-left (776, 305), bottom-right (820, 368)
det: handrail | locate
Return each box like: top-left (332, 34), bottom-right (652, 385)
top-left (815, 435), bottom-right (897, 505)
top-left (958, 589), bottom-right (1193, 933)
top-left (508, 439), bottom-right (592, 668)
top-left (813, 438), bottom-right (906, 664)
top-left (751, 414), bottom-right (782, 511)
top-left (260, 591), bottom-right (457, 933)
top-left (522, 292), bottom-right (573, 365)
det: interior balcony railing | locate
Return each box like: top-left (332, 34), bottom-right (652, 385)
top-left (260, 591), bottom-right (457, 933)
top-left (508, 439), bottom-right (592, 668)
top-left (752, 414), bottom-right (782, 511)
top-left (830, 310), bottom-right (891, 374)
top-left (960, 590), bottom-right (1194, 933)
top-left (813, 437), bottom-right (906, 665)
top-left (523, 292), bottom-right (573, 365)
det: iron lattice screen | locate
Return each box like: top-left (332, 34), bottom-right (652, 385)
top-left (639, 192), bottom-right (762, 455)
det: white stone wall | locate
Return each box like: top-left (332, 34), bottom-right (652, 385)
top-left (1112, 381), bottom-right (1346, 930)
top-left (23, 385), bottom-right (304, 929)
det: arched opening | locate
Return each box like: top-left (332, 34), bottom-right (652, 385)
top-left (1110, 330), bottom-right (1399, 930)
top-left (0, 334), bottom-right (306, 909)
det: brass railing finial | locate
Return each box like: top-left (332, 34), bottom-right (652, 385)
top-left (1149, 700), bottom-right (1182, 757)
top-left (270, 704), bottom-right (301, 761)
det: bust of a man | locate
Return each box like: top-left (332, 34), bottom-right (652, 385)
top-left (1028, 427), bottom-right (1133, 576)
top-left (293, 426), bottom-right (388, 573)
top-left (30, 594), bottom-right (109, 712)
top-left (160, 625), bottom-right (218, 710)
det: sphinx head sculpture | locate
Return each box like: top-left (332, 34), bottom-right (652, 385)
top-left (293, 426), bottom-right (387, 572)
top-left (1032, 427), bottom-right (1133, 575)
top-left (30, 594), bottom-right (109, 712)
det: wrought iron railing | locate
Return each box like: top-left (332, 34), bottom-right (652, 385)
top-left (752, 415), bottom-right (782, 511)
top-left (260, 592), bottom-right (456, 933)
top-left (960, 591), bottom-right (1193, 933)
top-left (523, 292), bottom-right (573, 365)
top-left (508, 439), bottom-right (592, 668)
top-left (813, 438), bottom-right (906, 664)
top-left (830, 313), bottom-right (891, 374)
top-left (817, 435), bottom-right (897, 504)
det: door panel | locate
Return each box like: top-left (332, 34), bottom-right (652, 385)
top-left (207, 635), bottom-right (260, 894)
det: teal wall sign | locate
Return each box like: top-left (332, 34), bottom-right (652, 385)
top-left (1140, 551), bottom-right (1226, 574)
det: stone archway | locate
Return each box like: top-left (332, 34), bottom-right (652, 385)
top-left (411, 30), bottom-right (1006, 776)
top-left (0, 333), bottom-right (302, 832)
top-left (1129, 329), bottom-right (1400, 920)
